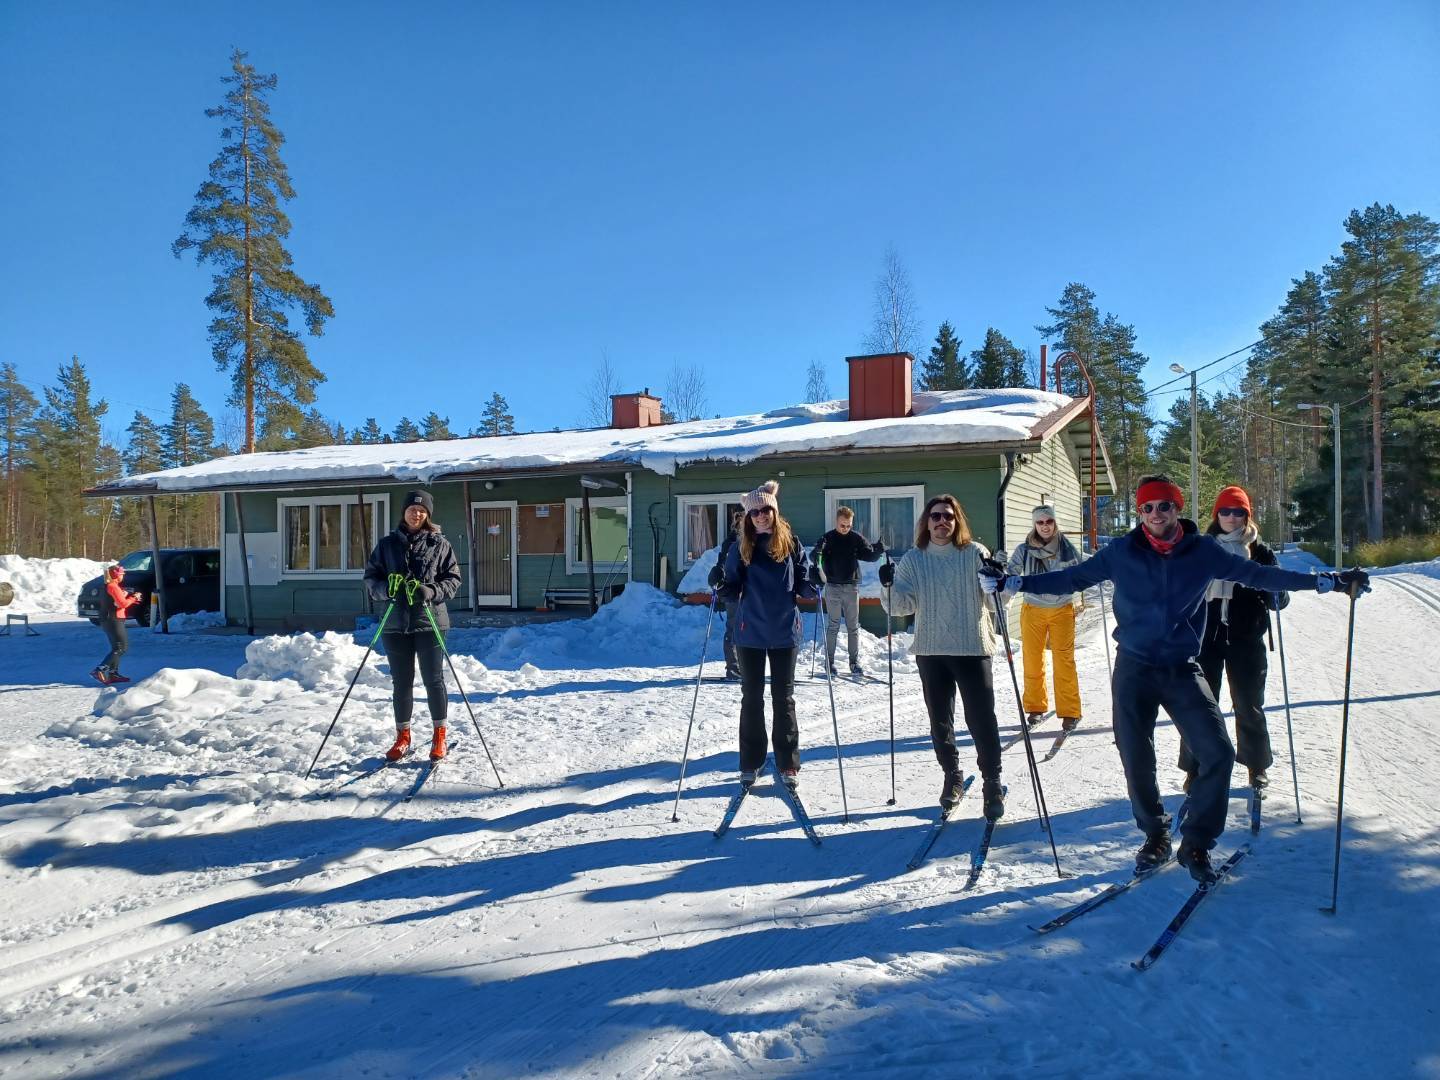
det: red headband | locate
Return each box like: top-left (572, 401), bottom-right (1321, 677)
top-left (1136, 480), bottom-right (1184, 511)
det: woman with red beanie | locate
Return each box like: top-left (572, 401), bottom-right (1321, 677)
top-left (1178, 485), bottom-right (1286, 793)
top-left (92, 563), bottom-right (139, 684)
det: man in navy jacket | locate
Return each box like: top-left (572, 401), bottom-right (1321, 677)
top-left (981, 475), bottom-right (1370, 883)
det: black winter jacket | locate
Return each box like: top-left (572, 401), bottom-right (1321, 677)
top-left (1203, 538), bottom-right (1288, 646)
top-left (812, 528), bottom-right (885, 585)
top-left (363, 525), bottom-right (463, 633)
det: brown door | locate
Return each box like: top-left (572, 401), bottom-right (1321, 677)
top-left (472, 505), bottom-right (514, 607)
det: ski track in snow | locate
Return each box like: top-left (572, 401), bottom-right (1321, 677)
top-left (0, 569), bottom-right (1437, 1079)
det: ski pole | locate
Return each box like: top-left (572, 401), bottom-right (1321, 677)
top-left (1321, 579), bottom-right (1361, 915)
top-left (1275, 606), bottom-right (1302, 825)
top-left (988, 575), bottom-right (1062, 878)
top-left (1097, 583), bottom-right (1114, 685)
top-left (304, 572), bottom-right (404, 780)
top-left (810, 578), bottom-right (824, 678)
top-left (671, 589), bottom-right (719, 820)
top-left (884, 553), bottom-right (896, 806)
top-left (822, 618), bottom-right (850, 822)
top-left (422, 595), bottom-right (504, 788)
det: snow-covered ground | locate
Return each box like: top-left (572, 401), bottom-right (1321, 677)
top-left (0, 558), bottom-right (1437, 1078)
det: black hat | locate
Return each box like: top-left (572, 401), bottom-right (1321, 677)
top-left (403, 490), bottom-right (434, 516)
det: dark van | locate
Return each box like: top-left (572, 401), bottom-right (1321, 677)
top-left (77, 548), bottom-right (221, 626)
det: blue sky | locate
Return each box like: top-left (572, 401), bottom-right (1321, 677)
top-left (2, 2), bottom-right (1437, 444)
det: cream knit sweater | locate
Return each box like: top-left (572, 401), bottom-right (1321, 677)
top-left (880, 540), bottom-right (997, 656)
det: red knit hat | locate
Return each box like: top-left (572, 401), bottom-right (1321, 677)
top-left (1136, 478), bottom-right (1184, 511)
top-left (1212, 485), bottom-right (1252, 517)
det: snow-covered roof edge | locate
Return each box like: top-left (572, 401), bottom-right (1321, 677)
top-left (88, 389), bottom-right (1091, 496)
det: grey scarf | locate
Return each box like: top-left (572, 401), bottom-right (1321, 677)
top-left (1207, 521), bottom-right (1260, 623)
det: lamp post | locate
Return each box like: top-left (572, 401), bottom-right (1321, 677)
top-left (1170, 363), bottom-right (1199, 515)
top-left (1298, 403), bottom-right (1342, 570)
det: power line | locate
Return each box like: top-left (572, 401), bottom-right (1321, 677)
top-left (1145, 339), bottom-right (1264, 395)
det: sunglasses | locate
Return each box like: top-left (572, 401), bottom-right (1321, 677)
top-left (1034, 518), bottom-right (1056, 526)
top-left (928, 510), bottom-right (957, 523)
top-left (747, 507), bottom-right (773, 518)
top-left (1139, 501), bottom-right (1175, 514)
top-left (1217, 508), bottom-right (1248, 518)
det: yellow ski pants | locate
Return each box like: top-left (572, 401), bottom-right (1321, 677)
top-left (1019, 603), bottom-right (1081, 719)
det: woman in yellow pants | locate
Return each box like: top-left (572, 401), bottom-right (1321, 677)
top-left (1006, 505), bottom-right (1087, 731)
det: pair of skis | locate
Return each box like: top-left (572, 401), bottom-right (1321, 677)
top-left (713, 767), bottom-right (822, 846)
top-left (312, 739), bottom-right (456, 804)
top-left (999, 711), bottom-right (1053, 753)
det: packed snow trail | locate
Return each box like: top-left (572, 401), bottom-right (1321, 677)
top-left (0, 563), bottom-right (1436, 1078)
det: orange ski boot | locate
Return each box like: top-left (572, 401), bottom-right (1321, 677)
top-left (385, 729), bottom-right (412, 762)
top-left (429, 726), bottom-right (448, 762)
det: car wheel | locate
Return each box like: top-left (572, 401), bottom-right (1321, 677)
top-left (88, 617), bottom-right (100, 626)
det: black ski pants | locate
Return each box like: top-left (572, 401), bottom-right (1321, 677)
top-left (383, 630), bottom-right (448, 730)
top-left (737, 646), bottom-right (799, 772)
top-left (1113, 652), bottom-right (1235, 849)
top-left (1177, 634), bottom-right (1273, 773)
top-left (98, 617), bottom-right (128, 674)
top-left (915, 654), bottom-right (1002, 780)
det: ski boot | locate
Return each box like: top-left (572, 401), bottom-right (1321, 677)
top-left (1025, 711), bottom-right (1045, 728)
top-left (90, 666), bottom-right (112, 685)
top-left (982, 778), bottom-right (1006, 821)
top-left (850, 663), bottom-right (864, 677)
top-left (1177, 838), bottom-right (1219, 885)
top-left (1060, 716), bottom-right (1080, 732)
top-left (108, 672), bottom-right (131, 684)
top-left (429, 727), bottom-right (448, 762)
top-left (385, 728), bottom-right (413, 762)
top-left (740, 766), bottom-right (762, 788)
top-left (780, 768), bottom-right (799, 792)
top-left (1248, 768), bottom-right (1269, 791)
top-left (939, 770), bottom-right (965, 811)
top-left (1135, 829), bottom-right (1172, 872)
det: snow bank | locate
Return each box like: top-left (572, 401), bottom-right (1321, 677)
top-left (0, 553), bottom-right (106, 615)
top-left (152, 610), bottom-right (225, 634)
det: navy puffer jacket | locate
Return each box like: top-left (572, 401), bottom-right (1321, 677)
top-left (1017, 520), bottom-right (1321, 666)
top-left (720, 532), bottom-right (819, 649)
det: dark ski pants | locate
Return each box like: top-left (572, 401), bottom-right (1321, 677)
top-left (383, 631), bottom-right (448, 730)
top-left (98, 618), bottom-right (128, 674)
top-left (722, 601), bottom-right (742, 676)
top-left (1113, 652), bottom-right (1235, 849)
top-left (1178, 635), bottom-right (1273, 773)
top-left (737, 646), bottom-right (799, 772)
top-left (915, 654), bottom-right (1002, 780)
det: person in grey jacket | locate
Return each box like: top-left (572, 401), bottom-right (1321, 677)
top-left (363, 490), bottom-right (463, 763)
top-left (879, 493), bottom-right (1005, 820)
top-left (1005, 505), bottom-right (1086, 731)
top-left (813, 506), bottom-right (886, 675)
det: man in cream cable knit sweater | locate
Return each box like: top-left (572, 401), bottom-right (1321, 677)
top-left (880, 493), bottom-right (1006, 820)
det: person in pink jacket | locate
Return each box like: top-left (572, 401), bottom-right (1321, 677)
top-left (92, 563), bottom-right (139, 684)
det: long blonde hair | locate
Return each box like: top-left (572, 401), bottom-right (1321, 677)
top-left (739, 510), bottom-right (798, 564)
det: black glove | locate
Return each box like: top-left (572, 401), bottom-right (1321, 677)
top-left (1267, 591), bottom-right (1290, 611)
top-left (878, 561), bottom-right (895, 587)
top-left (873, 539), bottom-right (887, 555)
top-left (1318, 568), bottom-right (1370, 596)
top-left (411, 582), bottom-right (436, 603)
top-left (707, 564), bottom-right (725, 589)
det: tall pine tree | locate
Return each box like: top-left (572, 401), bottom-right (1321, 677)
top-left (172, 49), bottom-right (335, 453)
top-left (421, 412), bottom-right (454, 440)
top-left (918, 322), bottom-right (968, 390)
top-left (34, 357), bottom-right (107, 556)
top-left (0, 363), bottom-right (39, 553)
top-left (968, 328), bottom-right (1028, 389)
top-left (392, 417), bottom-right (422, 443)
top-left (476, 393), bottom-right (516, 437)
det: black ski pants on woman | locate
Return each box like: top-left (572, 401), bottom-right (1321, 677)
top-left (736, 646), bottom-right (799, 772)
top-left (1177, 634), bottom-right (1273, 773)
top-left (915, 654), bottom-right (1002, 780)
top-left (99, 617), bottom-right (128, 675)
top-left (382, 631), bottom-right (448, 730)
top-left (1113, 652), bottom-right (1235, 849)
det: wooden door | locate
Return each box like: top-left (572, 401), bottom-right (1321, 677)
top-left (472, 505), bottom-right (515, 606)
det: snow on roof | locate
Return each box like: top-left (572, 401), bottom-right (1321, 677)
top-left (94, 388), bottom-right (1078, 495)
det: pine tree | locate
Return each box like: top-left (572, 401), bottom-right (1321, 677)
top-left (0, 363), bottom-right (39, 553)
top-left (392, 417), bottom-right (422, 443)
top-left (353, 417), bottom-right (383, 444)
top-left (172, 49), bottom-right (335, 453)
top-left (421, 412), bottom-right (454, 440)
top-left (124, 411), bottom-right (165, 475)
top-left (919, 322), bottom-right (968, 391)
top-left (294, 408), bottom-right (336, 449)
top-left (1036, 284), bottom-right (1103, 397)
top-left (968, 328), bottom-right (1027, 389)
top-left (33, 357), bottom-right (107, 556)
top-left (476, 393), bottom-right (516, 437)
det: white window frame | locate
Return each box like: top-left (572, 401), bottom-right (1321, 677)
top-left (565, 496), bottom-right (629, 575)
top-left (675, 492), bottom-right (747, 570)
top-left (278, 494), bottom-right (389, 578)
top-left (823, 485), bottom-right (926, 550)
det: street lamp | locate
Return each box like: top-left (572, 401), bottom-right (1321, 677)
top-left (1298, 404), bottom-right (1343, 570)
top-left (1170, 363), bottom-right (1199, 515)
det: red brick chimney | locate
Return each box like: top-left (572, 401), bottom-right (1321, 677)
top-left (610, 389), bottom-right (663, 429)
top-left (845, 353), bottom-right (914, 421)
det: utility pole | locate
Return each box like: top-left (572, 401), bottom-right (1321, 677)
top-left (1171, 363), bottom-right (1199, 514)
top-left (1298, 403), bottom-right (1342, 569)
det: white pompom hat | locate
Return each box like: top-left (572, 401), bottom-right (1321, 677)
top-left (741, 479), bottom-right (780, 515)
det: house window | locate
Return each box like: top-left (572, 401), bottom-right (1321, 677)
top-left (824, 486), bottom-right (926, 557)
top-left (677, 493), bottom-right (746, 568)
top-left (279, 496), bottom-right (388, 575)
top-left (565, 497), bottom-right (629, 575)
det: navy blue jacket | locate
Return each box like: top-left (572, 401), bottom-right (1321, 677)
top-left (1017, 520), bottom-right (1321, 666)
top-left (720, 532), bottom-right (819, 649)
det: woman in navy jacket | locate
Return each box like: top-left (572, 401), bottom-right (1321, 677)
top-left (717, 480), bottom-right (819, 789)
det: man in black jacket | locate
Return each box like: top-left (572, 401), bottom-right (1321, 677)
top-left (812, 506), bottom-right (885, 675)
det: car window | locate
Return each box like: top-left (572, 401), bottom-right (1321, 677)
top-left (119, 551), bottom-right (154, 572)
top-left (165, 553), bottom-right (194, 580)
top-left (196, 552), bottom-right (220, 577)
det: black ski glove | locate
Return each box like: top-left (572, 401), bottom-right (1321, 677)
top-left (873, 539), bottom-right (886, 556)
top-left (411, 582), bottom-right (436, 603)
top-left (878, 561), bottom-right (895, 587)
top-left (707, 564), bottom-right (725, 589)
top-left (1317, 568), bottom-right (1370, 596)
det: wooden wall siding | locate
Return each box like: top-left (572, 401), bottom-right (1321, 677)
top-left (1004, 436), bottom-right (1085, 554)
